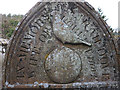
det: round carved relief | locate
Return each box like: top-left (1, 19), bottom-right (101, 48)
top-left (45, 46), bottom-right (82, 83)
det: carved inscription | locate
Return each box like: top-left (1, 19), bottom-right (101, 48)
top-left (15, 7), bottom-right (52, 81)
top-left (51, 2), bottom-right (116, 82)
top-left (3, 2), bottom-right (118, 87)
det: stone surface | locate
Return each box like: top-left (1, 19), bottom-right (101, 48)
top-left (0, 52), bottom-right (2, 89)
top-left (2, 1), bottom-right (119, 89)
top-left (0, 46), bottom-right (5, 89)
top-left (53, 13), bottom-right (91, 46)
top-left (45, 46), bottom-right (81, 84)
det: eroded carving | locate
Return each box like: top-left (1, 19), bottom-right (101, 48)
top-left (45, 46), bottom-right (82, 84)
top-left (3, 2), bottom-right (119, 89)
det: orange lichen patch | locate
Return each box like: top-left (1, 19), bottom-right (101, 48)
top-left (61, 27), bottom-right (63, 30)
top-left (59, 22), bottom-right (63, 25)
top-left (45, 54), bottom-right (50, 60)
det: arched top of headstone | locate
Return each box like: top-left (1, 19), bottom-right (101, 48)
top-left (2, 1), bottom-right (119, 89)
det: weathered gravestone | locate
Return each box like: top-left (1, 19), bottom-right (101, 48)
top-left (2, 1), bottom-right (120, 89)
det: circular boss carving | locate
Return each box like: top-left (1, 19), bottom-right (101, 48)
top-left (45, 46), bottom-right (82, 84)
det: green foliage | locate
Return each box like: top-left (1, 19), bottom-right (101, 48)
top-left (9, 19), bottom-right (19, 27)
top-left (97, 8), bottom-right (108, 21)
top-left (2, 14), bottom-right (23, 39)
top-left (97, 8), bottom-right (114, 32)
top-left (3, 20), bottom-right (18, 38)
top-left (7, 13), bottom-right (11, 17)
top-left (6, 27), bottom-right (15, 37)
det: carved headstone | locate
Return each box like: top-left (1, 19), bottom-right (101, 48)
top-left (2, 1), bottom-right (120, 89)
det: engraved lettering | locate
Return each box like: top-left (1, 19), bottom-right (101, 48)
top-left (90, 28), bottom-right (96, 36)
top-left (100, 56), bottom-right (108, 64)
top-left (29, 24), bottom-right (39, 34)
top-left (28, 71), bottom-right (35, 78)
top-left (17, 67), bottom-right (25, 72)
top-left (35, 19), bottom-right (44, 27)
top-left (16, 60), bottom-right (25, 78)
top-left (98, 48), bottom-right (106, 56)
top-left (39, 34), bottom-right (47, 42)
top-left (102, 73), bottom-right (110, 80)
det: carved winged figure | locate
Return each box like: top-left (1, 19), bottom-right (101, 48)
top-left (53, 14), bottom-right (92, 46)
top-left (44, 13), bottom-right (92, 83)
